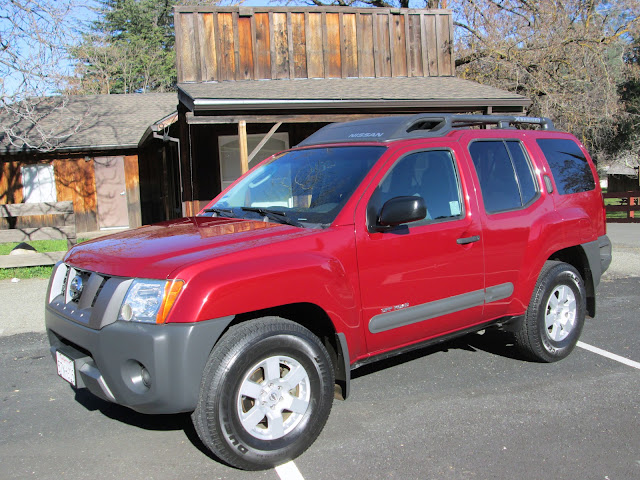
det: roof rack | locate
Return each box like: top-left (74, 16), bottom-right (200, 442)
top-left (297, 113), bottom-right (555, 147)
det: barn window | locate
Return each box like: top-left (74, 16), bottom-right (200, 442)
top-left (219, 133), bottom-right (289, 190)
top-left (21, 164), bottom-right (57, 203)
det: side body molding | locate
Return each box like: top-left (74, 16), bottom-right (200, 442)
top-left (368, 283), bottom-right (514, 334)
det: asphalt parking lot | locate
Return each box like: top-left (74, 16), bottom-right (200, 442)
top-left (1, 224), bottom-right (638, 479)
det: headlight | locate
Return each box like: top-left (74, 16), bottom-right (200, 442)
top-left (118, 279), bottom-right (184, 324)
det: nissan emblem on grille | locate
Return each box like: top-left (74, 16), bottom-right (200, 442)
top-left (69, 275), bottom-right (84, 301)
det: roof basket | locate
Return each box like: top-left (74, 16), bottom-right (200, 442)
top-left (297, 113), bottom-right (555, 147)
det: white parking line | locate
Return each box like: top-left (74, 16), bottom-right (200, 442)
top-left (271, 342), bottom-right (634, 480)
top-left (275, 461), bottom-right (305, 480)
top-left (577, 341), bottom-right (640, 370)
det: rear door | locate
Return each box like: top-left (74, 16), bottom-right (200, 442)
top-left (355, 142), bottom-right (486, 355)
top-left (464, 134), bottom-right (547, 320)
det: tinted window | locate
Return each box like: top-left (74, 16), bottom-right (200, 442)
top-left (470, 141), bottom-right (524, 213)
top-left (506, 141), bottom-right (537, 205)
top-left (376, 150), bottom-right (462, 223)
top-left (210, 146), bottom-right (385, 227)
top-left (537, 139), bottom-right (595, 194)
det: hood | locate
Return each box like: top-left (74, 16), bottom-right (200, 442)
top-left (65, 217), bottom-right (307, 278)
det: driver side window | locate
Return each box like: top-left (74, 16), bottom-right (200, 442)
top-left (374, 150), bottom-right (463, 225)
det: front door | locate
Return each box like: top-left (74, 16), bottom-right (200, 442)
top-left (94, 156), bottom-right (129, 229)
top-left (355, 145), bottom-right (486, 355)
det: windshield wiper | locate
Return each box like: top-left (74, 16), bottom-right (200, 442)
top-left (241, 207), bottom-right (301, 227)
top-left (204, 207), bottom-right (235, 218)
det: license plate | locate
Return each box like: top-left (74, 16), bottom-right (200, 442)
top-left (56, 351), bottom-right (76, 387)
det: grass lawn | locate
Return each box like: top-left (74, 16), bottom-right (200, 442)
top-left (0, 238), bottom-right (77, 256)
top-left (0, 265), bottom-right (54, 281)
top-left (604, 196), bottom-right (627, 220)
top-left (0, 238), bottom-right (88, 280)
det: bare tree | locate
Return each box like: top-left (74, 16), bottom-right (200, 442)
top-left (287, 0), bottom-right (639, 165)
top-left (453, 0), bottom-right (640, 164)
top-left (0, 0), bottom-right (82, 151)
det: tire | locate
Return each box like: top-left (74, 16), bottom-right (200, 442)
top-left (514, 261), bottom-right (586, 362)
top-left (192, 317), bottom-right (334, 470)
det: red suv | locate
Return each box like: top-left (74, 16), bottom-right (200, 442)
top-left (46, 114), bottom-right (611, 470)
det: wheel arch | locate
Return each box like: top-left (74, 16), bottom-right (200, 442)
top-left (219, 303), bottom-right (351, 400)
top-left (547, 245), bottom-right (595, 317)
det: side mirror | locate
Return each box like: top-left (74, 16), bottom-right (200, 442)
top-left (374, 196), bottom-right (427, 231)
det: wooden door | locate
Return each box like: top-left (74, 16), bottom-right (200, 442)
top-left (94, 156), bottom-right (129, 229)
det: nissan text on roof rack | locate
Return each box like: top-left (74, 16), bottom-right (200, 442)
top-left (45, 114), bottom-right (611, 470)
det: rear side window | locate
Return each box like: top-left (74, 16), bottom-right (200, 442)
top-left (537, 139), bottom-right (595, 194)
top-left (469, 140), bottom-right (538, 214)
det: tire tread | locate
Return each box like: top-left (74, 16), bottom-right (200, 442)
top-left (192, 317), bottom-right (334, 470)
top-left (514, 261), bottom-right (586, 363)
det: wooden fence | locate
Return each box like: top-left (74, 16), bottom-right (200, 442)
top-left (0, 201), bottom-right (76, 268)
top-left (604, 191), bottom-right (640, 223)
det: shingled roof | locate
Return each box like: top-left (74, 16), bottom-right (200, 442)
top-left (178, 77), bottom-right (530, 113)
top-left (0, 93), bottom-right (177, 154)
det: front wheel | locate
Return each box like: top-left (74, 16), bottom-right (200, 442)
top-left (514, 261), bottom-right (586, 362)
top-left (192, 317), bottom-right (335, 470)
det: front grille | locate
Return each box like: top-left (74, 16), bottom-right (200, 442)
top-left (91, 277), bottom-right (107, 308)
top-left (48, 263), bottom-right (131, 330)
top-left (68, 269), bottom-right (92, 304)
top-left (61, 267), bottom-right (110, 308)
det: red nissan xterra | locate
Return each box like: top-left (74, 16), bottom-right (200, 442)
top-left (46, 114), bottom-right (611, 470)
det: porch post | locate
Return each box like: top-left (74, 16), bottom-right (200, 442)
top-left (238, 120), bottom-right (249, 174)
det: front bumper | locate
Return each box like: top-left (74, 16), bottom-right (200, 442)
top-left (46, 306), bottom-right (233, 414)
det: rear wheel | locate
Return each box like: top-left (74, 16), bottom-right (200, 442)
top-left (192, 317), bottom-right (334, 470)
top-left (514, 261), bottom-right (586, 362)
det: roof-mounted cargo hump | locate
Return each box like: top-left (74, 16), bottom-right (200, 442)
top-left (297, 114), bottom-right (555, 147)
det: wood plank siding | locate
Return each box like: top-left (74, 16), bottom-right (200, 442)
top-left (1, 154), bottom-right (142, 233)
top-left (174, 7), bottom-right (455, 83)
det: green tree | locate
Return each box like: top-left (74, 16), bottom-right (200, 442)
top-left (70, 0), bottom-right (177, 94)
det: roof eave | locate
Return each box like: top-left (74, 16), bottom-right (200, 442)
top-left (186, 97), bottom-right (531, 113)
top-left (0, 142), bottom-right (138, 156)
top-left (139, 111), bottom-right (179, 147)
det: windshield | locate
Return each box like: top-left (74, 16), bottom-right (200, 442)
top-left (203, 146), bottom-right (385, 227)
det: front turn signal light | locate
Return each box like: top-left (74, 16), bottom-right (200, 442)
top-left (156, 279), bottom-right (185, 324)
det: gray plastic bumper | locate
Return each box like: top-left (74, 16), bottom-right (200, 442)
top-left (46, 309), bottom-right (234, 414)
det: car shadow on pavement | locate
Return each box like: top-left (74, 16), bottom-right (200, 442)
top-left (74, 389), bottom-right (190, 431)
top-left (68, 328), bottom-right (526, 468)
top-left (351, 329), bottom-right (527, 380)
top-left (73, 389), bottom-right (231, 465)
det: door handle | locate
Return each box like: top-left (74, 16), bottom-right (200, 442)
top-left (457, 235), bottom-right (480, 245)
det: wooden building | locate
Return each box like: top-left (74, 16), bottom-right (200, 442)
top-left (607, 164), bottom-right (639, 192)
top-left (0, 94), bottom-right (179, 233)
top-left (1, 6), bottom-right (533, 234)
top-left (174, 6), bottom-right (531, 215)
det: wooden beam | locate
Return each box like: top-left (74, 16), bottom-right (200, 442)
top-left (238, 120), bottom-right (249, 174)
top-left (0, 226), bottom-right (76, 243)
top-left (0, 251), bottom-right (66, 269)
top-left (248, 122), bottom-right (283, 164)
top-left (0, 201), bottom-right (73, 217)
